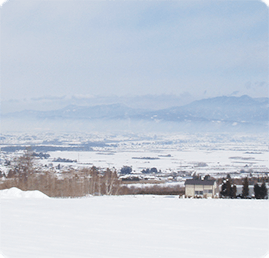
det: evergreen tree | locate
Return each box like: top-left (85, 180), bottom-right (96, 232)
top-left (242, 177), bottom-right (249, 198)
top-left (260, 182), bottom-right (267, 199)
top-left (230, 184), bottom-right (237, 199)
top-left (220, 178), bottom-right (227, 198)
top-left (254, 183), bottom-right (261, 199)
top-left (226, 179), bottom-right (231, 198)
top-left (120, 166), bottom-right (132, 175)
top-left (220, 175), bottom-right (233, 198)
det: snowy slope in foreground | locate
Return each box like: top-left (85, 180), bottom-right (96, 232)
top-left (0, 187), bottom-right (49, 199)
top-left (1, 196), bottom-right (268, 258)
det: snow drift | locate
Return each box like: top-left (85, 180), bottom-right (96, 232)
top-left (0, 187), bottom-right (49, 199)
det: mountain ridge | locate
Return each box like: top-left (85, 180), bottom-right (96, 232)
top-left (3, 95), bottom-right (268, 125)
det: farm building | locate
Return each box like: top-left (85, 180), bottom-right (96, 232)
top-left (185, 179), bottom-right (217, 198)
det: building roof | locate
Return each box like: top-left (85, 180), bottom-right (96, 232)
top-left (185, 179), bottom-right (216, 186)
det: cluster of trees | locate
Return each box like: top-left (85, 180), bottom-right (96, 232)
top-left (1, 150), bottom-right (123, 197)
top-left (220, 175), bottom-right (268, 199)
top-left (120, 166), bottom-right (132, 175)
top-left (141, 167), bottom-right (158, 174)
top-left (1, 151), bottom-right (185, 197)
top-left (120, 166), bottom-right (159, 175)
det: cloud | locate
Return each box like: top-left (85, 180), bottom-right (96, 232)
top-left (1, 1), bottom-right (268, 101)
top-left (261, 0), bottom-right (269, 7)
top-left (0, 0), bottom-right (10, 8)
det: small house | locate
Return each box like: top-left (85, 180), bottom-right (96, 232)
top-left (185, 179), bottom-right (217, 198)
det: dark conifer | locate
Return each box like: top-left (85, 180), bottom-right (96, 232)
top-left (242, 177), bottom-right (249, 198)
top-left (226, 179), bottom-right (231, 198)
top-left (231, 185), bottom-right (237, 199)
top-left (220, 178), bottom-right (227, 198)
top-left (260, 182), bottom-right (267, 199)
top-left (254, 183), bottom-right (261, 199)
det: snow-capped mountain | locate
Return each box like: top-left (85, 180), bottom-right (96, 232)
top-left (3, 95), bottom-right (268, 132)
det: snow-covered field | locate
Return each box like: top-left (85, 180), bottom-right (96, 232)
top-left (0, 188), bottom-right (268, 258)
top-left (1, 132), bottom-right (268, 177)
top-left (45, 147), bottom-right (269, 174)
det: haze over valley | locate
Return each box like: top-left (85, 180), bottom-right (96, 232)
top-left (1, 1), bottom-right (268, 257)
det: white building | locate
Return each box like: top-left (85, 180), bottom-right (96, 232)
top-left (185, 179), bottom-right (217, 198)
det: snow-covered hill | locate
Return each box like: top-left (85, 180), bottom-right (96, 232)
top-left (0, 196), bottom-right (268, 258)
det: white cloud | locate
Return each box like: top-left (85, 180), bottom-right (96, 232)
top-left (0, 0), bottom-right (9, 7)
top-left (261, 0), bottom-right (269, 7)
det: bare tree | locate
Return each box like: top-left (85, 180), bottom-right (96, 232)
top-left (103, 168), bottom-right (120, 195)
top-left (8, 148), bottom-right (36, 190)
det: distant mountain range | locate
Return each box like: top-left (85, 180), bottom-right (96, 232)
top-left (5, 103), bottom-right (144, 120)
top-left (3, 95), bottom-right (268, 131)
top-left (138, 95), bottom-right (268, 123)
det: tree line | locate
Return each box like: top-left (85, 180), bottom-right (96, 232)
top-left (0, 150), bottom-right (124, 197)
top-left (0, 150), bottom-right (187, 197)
top-left (220, 174), bottom-right (268, 199)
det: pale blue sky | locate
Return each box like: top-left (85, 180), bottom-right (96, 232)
top-left (1, 0), bottom-right (268, 102)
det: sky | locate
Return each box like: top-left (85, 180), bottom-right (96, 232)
top-left (0, 0), bottom-right (268, 104)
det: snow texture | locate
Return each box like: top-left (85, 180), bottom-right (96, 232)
top-left (0, 187), bottom-right (49, 199)
top-left (0, 194), bottom-right (268, 258)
